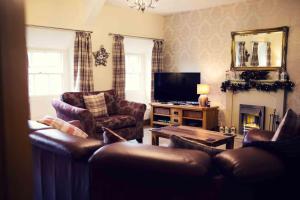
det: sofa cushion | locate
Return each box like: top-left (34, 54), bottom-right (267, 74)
top-left (61, 90), bottom-right (117, 115)
top-left (95, 115), bottom-right (137, 130)
top-left (83, 93), bottom-right (108, 118)
top-left (169, 135), bottom-right (224, 156)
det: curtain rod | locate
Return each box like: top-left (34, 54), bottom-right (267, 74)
top-left (108, 33), bottom-right (164, 41)
top-left (26, 24), bottom-right (93, 33)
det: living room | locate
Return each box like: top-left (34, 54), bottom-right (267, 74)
top-left (1, 0), bottom-right (300, 199)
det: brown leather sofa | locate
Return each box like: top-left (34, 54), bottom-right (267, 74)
top-left (29, 126), bottom-right (297, 200)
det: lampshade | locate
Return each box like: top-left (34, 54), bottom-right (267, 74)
top-left (197, 84), bottom-right (210, 95)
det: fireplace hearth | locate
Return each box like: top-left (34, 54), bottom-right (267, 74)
top-left (239, 104), bottom-right (265, 135)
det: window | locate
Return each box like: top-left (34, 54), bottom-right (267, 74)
top-left (125, 54), bottom-right (143, 91)
top-left (28, 49), bottom-right (69, 96)
top-left (124, 38), bottom-right (153, 119)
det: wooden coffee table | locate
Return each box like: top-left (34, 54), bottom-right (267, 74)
top-left (150, 126), bottom-right (235, 149)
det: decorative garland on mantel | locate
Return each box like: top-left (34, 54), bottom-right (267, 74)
top-left (221, 71), bottom-right (295, 92)
top-left (221, 80), bottom-right (295, 92)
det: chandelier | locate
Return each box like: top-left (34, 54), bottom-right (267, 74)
top-left (126, 0), bottom-right (159, 12)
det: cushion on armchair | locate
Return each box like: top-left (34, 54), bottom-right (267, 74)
top-left (83, 93), bottom-right (108, 118)
top-left (95, 115), bottom-right (137, 131)
top-left (272, 109), bottom-right (300, 141)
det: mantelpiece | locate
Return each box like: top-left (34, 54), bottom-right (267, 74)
top-left (221, 71), bottom-right (295, 92)
top-left (225, 90), bottom-right (286, 134)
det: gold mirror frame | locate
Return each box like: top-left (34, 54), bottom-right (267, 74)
top-left (231, 26), bottom-right (289, 71)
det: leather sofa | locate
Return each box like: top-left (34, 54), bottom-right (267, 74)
top-left (52, 90), bottom-right (146, 142)
top-left (29, 126), bottom-right (297, 200)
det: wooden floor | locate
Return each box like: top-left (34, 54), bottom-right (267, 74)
top-left (135, 126), bottom-right (243, 149)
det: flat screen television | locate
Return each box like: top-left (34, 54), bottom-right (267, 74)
top-left (154, 72), bottom-right (201, 103)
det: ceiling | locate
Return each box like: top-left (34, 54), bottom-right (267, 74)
top-left (106, 0), bottom-right (247, 15)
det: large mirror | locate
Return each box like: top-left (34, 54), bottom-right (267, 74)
top-left (231, 26), bottom-right (289, 71)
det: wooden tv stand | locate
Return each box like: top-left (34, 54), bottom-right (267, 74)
top-left (150, 103), bottom-right (219, 130)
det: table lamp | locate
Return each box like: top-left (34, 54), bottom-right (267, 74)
top-left (197, 84), bottom-right (210, 107)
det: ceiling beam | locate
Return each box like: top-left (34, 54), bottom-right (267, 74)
top-left (83, 0), bottom-right (107, 26)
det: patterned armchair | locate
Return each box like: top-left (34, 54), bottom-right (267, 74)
top-left (52, 90), bottom-right (146, 142)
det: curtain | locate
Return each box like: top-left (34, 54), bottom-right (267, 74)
top-left (112, 35), bottom-right (125, 99)
top-left (267, 42), bottom-right (271, 66)
top-left (250, 42), bottom-right (259, 66)
top-left (74, 32), bottom-right (94, 92)
top-left (151, 40), bottom-right (164, 101)
top-left (237, 42), bottom-right (246, 67)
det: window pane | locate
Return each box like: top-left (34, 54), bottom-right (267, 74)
top-left (28, 49), bottom-right (66, 96)
top-left (125, 54), bottom-right (142, 91)
top-left (34, 74), bottom-right (50, 95)
top-left (126, 74), bottom-right (140, 91)
top-left (48, 75), bottom-right (63, 95)
top-left (29, 51), bottom-right (62, 67)
top-left (28, 74), bottom-right (35, 95)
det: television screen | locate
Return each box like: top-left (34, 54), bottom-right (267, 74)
top-left (154, 72), bottom-right (201, 102)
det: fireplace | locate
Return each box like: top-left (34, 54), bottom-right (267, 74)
top-left (239, 104), bottom-right (265, 135)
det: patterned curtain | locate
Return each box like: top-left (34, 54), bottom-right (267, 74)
top-left (74, 32), bottom-right (94, 92)
top-left (151, 40), bottom-right (164, 101)
top-left (112, 35), bottom-right (125, 99)
top-left (250, 42), bottom-right (259, 66)
top-left (238, 42), bottom-right (246, 67)
top-left (267, 42), bottom-right (271, 66)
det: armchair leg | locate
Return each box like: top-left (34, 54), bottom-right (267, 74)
top-left (136, 138), bottom-right (143, 143)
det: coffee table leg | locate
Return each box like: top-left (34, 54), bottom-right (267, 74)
top-left (152, 134), bottom-right (159, 146)
top-left (226, 138), bottom-right (234, 149)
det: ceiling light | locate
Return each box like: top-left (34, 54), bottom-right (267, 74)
top-left (126, 0), bottom-right (159, 12)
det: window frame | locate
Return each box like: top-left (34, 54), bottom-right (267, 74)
top-left (125, 53), bottom-right (146, 92)
top-left (27, 48), bottom-right (71, 97)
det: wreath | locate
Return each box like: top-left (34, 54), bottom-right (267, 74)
top-left (93, 45), bottom-right (109, 66)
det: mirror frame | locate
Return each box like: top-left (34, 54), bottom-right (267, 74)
top-left (231, 26), bottom-right (289, 71)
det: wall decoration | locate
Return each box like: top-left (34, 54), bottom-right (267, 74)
top-left (221, 80), bottom-right (295, 93)
top-left (93, 45), bottom-right (109, 66)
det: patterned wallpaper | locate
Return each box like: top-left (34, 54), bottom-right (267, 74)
top-left (163, 0), bottom-right (300, 124)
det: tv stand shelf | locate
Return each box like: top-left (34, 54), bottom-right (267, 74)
top-left (150, 103), bottom-right (219, 130)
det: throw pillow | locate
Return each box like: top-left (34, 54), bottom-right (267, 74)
top-left (38, 116), bottom-right (88, 138)
top-left (102, 127), bottom-right (127, 144)
top-left (169, 135), bottom-right (224, 156)
top-left (68, 120), bottom-right (83, 130)
top-left (272, 109), bottom-right (300, 141)
top-left (83, 93), bottom-right (108, 118)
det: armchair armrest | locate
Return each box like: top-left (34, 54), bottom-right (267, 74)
top-left (115, 99), bottom-right (146, 120)
top-left (89, 142), bottom-right (211, 177)
top-left (52, 99), bottom-right (96, 137)
top-left (243, 129), bottom-right (275, 145)
top-left (214, 147), bottom-right (285, 183)
top-left (30, 129), bottom-right (103, 160)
